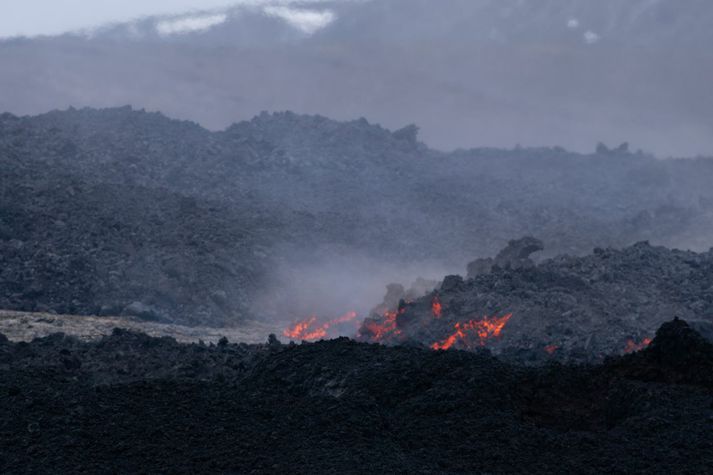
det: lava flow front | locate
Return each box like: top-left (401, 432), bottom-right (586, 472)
top-left (359, 308), bottom-right (404, 341)
top-left (431, 313), bottom-right (513, 350)
top-left (624, 337), bottom-right (652, 353)
top-left (284, 311), bottom-right (359, 341)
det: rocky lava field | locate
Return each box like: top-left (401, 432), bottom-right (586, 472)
top-left (4, 107), bottom-right (713, 326)
top-left (280, 237), bottom-right (713, 364)
top-left (0, 318), bottom-right (712, 473)
top-left (3, 107), bottom-right (713, 473)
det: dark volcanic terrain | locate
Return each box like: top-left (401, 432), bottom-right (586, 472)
top-left (3, 107), bottom-right (713, 327)
top-left (358, 238), bottom-right (713, 363)
top-left (1, 318), bottom-right (712, 473)
top-left (4, 3), bottom-right (713, 472)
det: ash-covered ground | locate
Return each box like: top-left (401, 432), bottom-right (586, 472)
top-left (1, 318), bottom-right (712, 473)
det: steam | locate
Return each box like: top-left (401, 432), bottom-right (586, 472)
top-left (252, 244), bottom-right (453, 330)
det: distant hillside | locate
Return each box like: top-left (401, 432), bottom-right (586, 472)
top-left (2, 0), bottom-right (713, 156)
top-left (2, 107), bottom-right (713, 325)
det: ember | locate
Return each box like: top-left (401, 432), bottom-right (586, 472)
top-left (624, 337), bottom-right (652, 353)
top-left (431, 296), bottom-right (442, 318)
top-left (544, 344), bottom-right (559, 355)
top-left (283, 311), bottom-right (359, 341)
top-left (431, 313), bottom-right (513, 350)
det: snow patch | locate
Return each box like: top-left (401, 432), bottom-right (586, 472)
top-left (263, 6), bottom-right (335, 34)
top-left (155, 13), bottom-right (228, 36)
top-left (583, 30), bottom-right (600, 44)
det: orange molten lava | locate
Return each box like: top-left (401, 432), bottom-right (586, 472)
top-left (431, 313), bottom-right (513, 350)
top-left (361, 308), bottom-right (404, 341)
top-left (544, 344), bottom-right (559, 355)
top-left (283, 311), bottom-right (359, 341)
top-left (431, 296), bottom-right (442, 318)
top-left (624, 337), bottom-right (652, 353)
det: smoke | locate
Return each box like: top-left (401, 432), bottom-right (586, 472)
top-left (252, 244), bottom-right (452, 329)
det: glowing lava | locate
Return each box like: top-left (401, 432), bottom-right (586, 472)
top-left (359, 308), bottom-right (404, 341)
top-left (624, 337), bottom-right (652, 353)
top-left (544, 344), bottom-right (559, 355)
top-left (283, 311), bottom-right (359, 341)
top-left (431, 313), bottom-right (513, 350)
top-left (431, 296), bottom-right (442, 318)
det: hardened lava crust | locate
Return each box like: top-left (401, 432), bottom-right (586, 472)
top-left (1, 318), bottom-right (712, 473)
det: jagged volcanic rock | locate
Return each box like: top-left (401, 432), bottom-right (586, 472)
top-left (4, 107), bottom-right (713, 325)
top-left (0, 319), bottom-right (712, 473)
top-left (607, 317), bottom-right (713, 388)
top-left (467, 235), bottom-right (545, 277)
top-left (359, 240), bottom-right (713, 362)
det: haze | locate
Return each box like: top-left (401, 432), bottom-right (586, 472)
top-left (1, 0), bottom-right (712, 157)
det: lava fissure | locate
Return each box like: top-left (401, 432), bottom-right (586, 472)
top-left (624, 337), bottom-right (652, 354)
top-left (431, 313), bottom-right (513, 351)
top-left (283, 311), bottom-right (359, 341)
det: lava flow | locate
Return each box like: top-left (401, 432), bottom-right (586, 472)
top-left (360, 308), bottom-right (404, 341)
top-left (283, 311), bottom-right (359, 341)
top-left (431, 313), bottom-right (513, 351)
top-left (431, 296), bottom-right (442, 318)
top-left (624, 337), bottom-right (652, 353)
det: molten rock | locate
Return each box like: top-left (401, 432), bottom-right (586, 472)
top-left (360, 239), bottom-right (713, 363)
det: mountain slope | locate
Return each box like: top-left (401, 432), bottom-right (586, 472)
top-left (2, 107), bottom-right (713, 325)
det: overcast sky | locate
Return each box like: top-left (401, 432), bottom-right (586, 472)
top-left (0, 0), bottom-right (339, 38)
